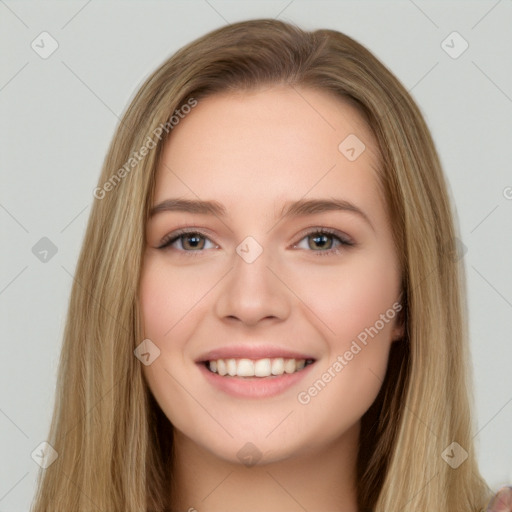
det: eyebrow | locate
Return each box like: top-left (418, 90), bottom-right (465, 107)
top-left (149, 198), bottom-right (374, 231)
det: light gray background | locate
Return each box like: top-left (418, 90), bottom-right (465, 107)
top-left (1, 1), bottom-right (511, 510)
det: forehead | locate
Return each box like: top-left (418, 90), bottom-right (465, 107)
top-left (154, 85), bottom-right (384, 224)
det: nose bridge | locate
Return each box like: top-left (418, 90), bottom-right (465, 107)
top-left (214, 235), bottom-right (291, 325)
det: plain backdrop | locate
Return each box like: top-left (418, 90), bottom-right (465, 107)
top-left (1, 1), bottom-right (511, 510)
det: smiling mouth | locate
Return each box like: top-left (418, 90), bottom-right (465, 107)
top-left (204, 357), bottom-right (315, 378)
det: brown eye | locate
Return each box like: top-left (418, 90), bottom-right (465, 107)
top-left (158, 231), bottom-right (216, 252)
top-left (294, 229), bottom-right (354, 256)
top-left (179, 233), bottom-right (206, 250)
top-left (307, 233), bottom-right (334, 250)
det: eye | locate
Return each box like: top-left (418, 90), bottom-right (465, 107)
top-left (293, 228), bottom-right (354, 256)
top-left (157, 230), bottom-right (217, 254)
top-left (157, 227), bottom-right (354, 257)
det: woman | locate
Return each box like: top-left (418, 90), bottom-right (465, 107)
top-left (31, 18), bottom-right (510, 511)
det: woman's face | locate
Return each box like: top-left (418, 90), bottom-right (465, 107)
top-left (139, 85), bottom-right (403, 464)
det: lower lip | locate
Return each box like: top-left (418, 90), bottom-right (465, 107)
top-left (198, 362), bottom-right (315, 399)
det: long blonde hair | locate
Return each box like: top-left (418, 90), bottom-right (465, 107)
top-left (31, 19), bottom-right (492, 511)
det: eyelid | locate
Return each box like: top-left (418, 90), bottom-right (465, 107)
top-left (157, 227), bottom-right (218, 251)
top-left (292, 226), bottom-right (354, 247)
top-left (157, 226), bottom-right (355, 254)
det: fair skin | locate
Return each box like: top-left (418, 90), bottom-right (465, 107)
top-left (139, 85), bottom-right (404, 512)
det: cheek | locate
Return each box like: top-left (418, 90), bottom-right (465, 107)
top-left (294, 260), bottom-right (397, 445)
top-left (139, 257), bottom-right (207, 339)
top-left (293, 248), bottom-right (400, 349)
top-left (139, 257), bottom-right (225, 427)
top-left (291, 248), bottom-right (400, 413)
top-left (140, 259), bottom-right (173, 338)
top-left (139, 258), bottom-right (200, 431)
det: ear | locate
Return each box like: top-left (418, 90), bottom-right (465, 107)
top-left (391, 320), bottom-right (405, 342)
top-left (391, 292), bottom-right (406, 342)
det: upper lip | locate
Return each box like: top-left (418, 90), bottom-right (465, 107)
top-left (195, 345), bottom-right (316, 363)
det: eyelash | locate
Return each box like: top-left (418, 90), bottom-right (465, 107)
top-left (157, 227), bottom-right (355, 257)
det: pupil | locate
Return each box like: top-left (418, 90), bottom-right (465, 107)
top-left (185, 235), bottom-right (203, 250)
top-left (311, 234), bottom-right (331, 250)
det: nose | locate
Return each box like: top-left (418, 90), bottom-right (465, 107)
top-left (214, 242), bottom-right (292, 327)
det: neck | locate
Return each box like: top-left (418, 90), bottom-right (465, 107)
top-left (169, 422), bottom-right (360, 512)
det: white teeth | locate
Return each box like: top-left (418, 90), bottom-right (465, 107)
top-left (271, 358), bottom-right (284, 375)
top-left (254, 358), bottom-right (271, 377)
top-left (227, 359), bottom-right (237, 376)
top-left (217, 359), bottom-right (227, 376)
top-left (207, 357), bottom-right (310, 378)
top-left (284, 358), bottom-right (296, 374)
top-left (237, 359), bottom-right (255, 377)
